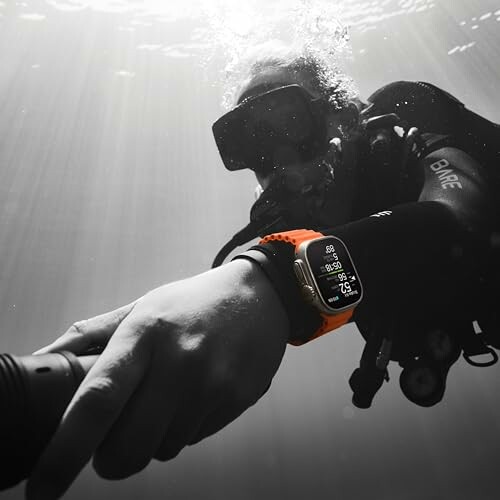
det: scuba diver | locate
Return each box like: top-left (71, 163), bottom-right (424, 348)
top-left (211, 54), bottom-right (500, 408)
top-left (24, 50), bottom-right (500, 499)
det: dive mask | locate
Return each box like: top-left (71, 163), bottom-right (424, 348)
top-left (212, 84), bottom-right (329, 174)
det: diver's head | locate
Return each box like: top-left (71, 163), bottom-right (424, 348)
top-left (235, 56), bottom-right (361, 194)
top-left (212, 51), bottom-right (362, 227)
top-left (237, 56), bottom-right (361, 137)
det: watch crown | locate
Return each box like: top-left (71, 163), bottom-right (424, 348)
top-left (294, 260), bottom-right (316, 305)
top-left (301, 284), bottom-right (316, 304)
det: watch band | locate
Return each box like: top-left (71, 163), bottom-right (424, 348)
top-left (260, 229), bottom-right (354, 343)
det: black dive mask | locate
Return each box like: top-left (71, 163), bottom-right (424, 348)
top-left (212, 84), bottom-right (329, 175)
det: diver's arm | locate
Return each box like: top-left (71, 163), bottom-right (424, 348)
top-left (337, 146), bottom-right (493, 327)
top-left (258, 146), bottom-right (494, 342)
top-left (416, 146), bottom-right (493, 234)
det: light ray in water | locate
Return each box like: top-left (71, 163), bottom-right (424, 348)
top-left (30, 0), bottom-right (498, 108)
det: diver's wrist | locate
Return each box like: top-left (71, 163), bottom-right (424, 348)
top-left (233, 244), bottom-right (324, 345)
top-left (227, 258), bottom-right (290, 343)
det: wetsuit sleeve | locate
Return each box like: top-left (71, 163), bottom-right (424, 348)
top-left (417, 147), bottom-right (493, 233)
top-left (326, 146), bottom-right (494, 335)
top-left (256, 146), bottom-right (494, 344)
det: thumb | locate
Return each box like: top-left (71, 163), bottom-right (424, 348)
top-left (33, 300), bottom-right (138, 355)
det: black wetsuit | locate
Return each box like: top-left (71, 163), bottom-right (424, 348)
top-left (337, 81), bottom-right (498, 331)
top-left (255, 81), bottom-right (500, 406)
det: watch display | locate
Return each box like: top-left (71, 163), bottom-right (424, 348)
top-left (299, 236), bottom-right (362, 312)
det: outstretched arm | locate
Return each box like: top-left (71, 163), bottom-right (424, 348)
top-left (26, 146), bottom-right (495, 498)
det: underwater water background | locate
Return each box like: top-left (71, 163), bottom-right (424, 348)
top-left (1, 0), bottom-right (500, 498)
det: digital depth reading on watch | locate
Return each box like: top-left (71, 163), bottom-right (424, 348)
top-left (300, 237), bottom-right (362, 311)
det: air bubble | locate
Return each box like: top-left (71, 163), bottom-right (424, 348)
top-left (199, 0), bottom-right (357, 110)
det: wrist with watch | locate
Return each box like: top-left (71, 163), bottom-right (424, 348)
top-left (233, 229), bottom-right (363, 345)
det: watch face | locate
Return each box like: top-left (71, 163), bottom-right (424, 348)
top-left (304, 236), bottom-right (362, 312)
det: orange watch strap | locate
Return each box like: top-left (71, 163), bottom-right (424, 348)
top-left (260, 229), bottom-right (325, 247)
top-left (260, 229), bottom-right (353, 345)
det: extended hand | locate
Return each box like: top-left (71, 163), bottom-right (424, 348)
top-left (26, 260), bottom-right (289, 499)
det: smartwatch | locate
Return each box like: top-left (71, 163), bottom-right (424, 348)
top-left (260, 229), bottom-right (363, 342)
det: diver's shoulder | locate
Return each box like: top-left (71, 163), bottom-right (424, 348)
top-left (365, 80), bottom-right (463, 126)
top-left (367, 80), bottom-right (444, 105)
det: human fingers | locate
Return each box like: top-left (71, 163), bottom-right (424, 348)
top-left (188, 403), bottom-right (248, 446)
top-left (92, 353), bottom-right (183, 479)
top-left (153, 392), bottom-right (217, 462)
top-left (33, 301), bottom-right (137, 356)
top-left (187, 381), bottom-right (272, 447)
top-left (26, 313), bottom-right (149, 500)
